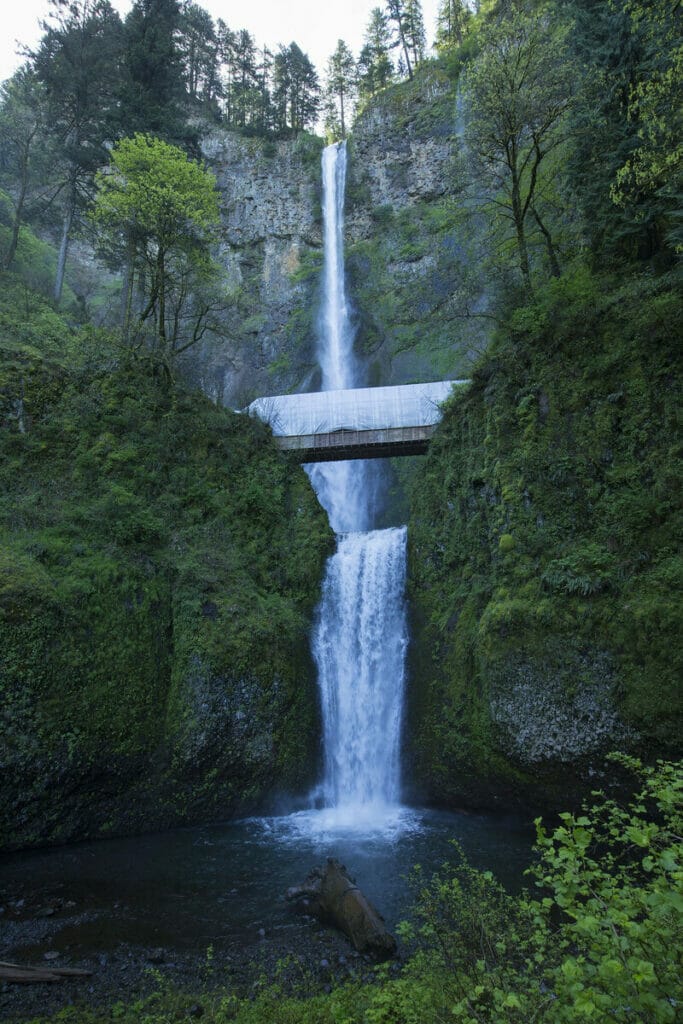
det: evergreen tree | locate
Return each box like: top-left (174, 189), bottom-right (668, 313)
top-left (435, 0), bottom-right (473, 50)
top-left (0, 66), bottom-right (52, 271)
top-left (357, 7), bottom-right (394, 100)
top-left (118, 0), bottom-right (188, 146)
top-left (178, 1), bottom-right (221, 112)
top-left (386, 0), bottom-right (415, 79)
top-left (324, 39), bottom-right (356, 139)
top-left (32, 0), bottom-right (124, 303)
top-left (272, 43), bottom-right (320, 134)
top-left (405, 0), bottom-right (427, 68)
top-left (386, 0), bottom-right (426, 79)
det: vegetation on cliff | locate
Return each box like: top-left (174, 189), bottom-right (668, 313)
top-left (0, 268), bottom-right (332, 850)
top-left (398, 0), bottom-right (683, 805)
top-left (408, 264), bottom-right (681, 804)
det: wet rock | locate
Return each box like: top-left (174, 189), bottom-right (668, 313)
top-left (44, 951), bottom-right (60, 961)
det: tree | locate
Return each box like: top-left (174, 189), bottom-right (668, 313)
top-left (272, 43), bottom-right (320, 134)
top-left (118, 0), bottom-right (188, 145)
top-left (435, 0), bottom-right (473, 51)
top-left (0, 66), bottom-right (52, 271)
top-left (32, 0), bottom-right (124, 303)
top-left (610, 0), bottom-right (683, 255)
top-left (357, 7), bottom-right (394, 101)
top-left (178, 1), bottom-right (221, 112)
top-left (462, 8), bottom-right (575, 293)
top-left (386, 0), bottom-right (426, 80)
top-left (91, 134), bottom-right (220, 370)
top-left (324, 40), bottom-right (357, 139)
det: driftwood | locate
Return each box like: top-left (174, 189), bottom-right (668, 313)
top-left (0, 960), bottom-right (93, 984)
top-left (286, 858), bottom-right (397, 958)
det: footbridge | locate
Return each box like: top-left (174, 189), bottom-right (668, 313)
top-left (247, 380), bottom-right (467, 462)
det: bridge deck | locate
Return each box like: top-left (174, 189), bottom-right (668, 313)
top-left (275, 424), bottom-right (435, 462)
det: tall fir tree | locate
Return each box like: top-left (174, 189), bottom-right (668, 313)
top-left (358, 7), bottom-right (394, 100)
top-left (272, 43), bottom-right (320, 134)
top-left (32, 0), bottom-right (124, 302)
top-left (324, 39), bottom-right (357, 139)
top-left (435, 0), bottom-right (473, 50)
top-left (118, 0), bottom-right (189, 147)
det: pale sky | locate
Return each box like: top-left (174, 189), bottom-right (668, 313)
top-left (0, 0), bottom-right (441, 83)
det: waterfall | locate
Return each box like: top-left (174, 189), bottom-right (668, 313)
top-left (307, 142), bottom-right (408, 826)
top-left (306, 143), bottom-right (371, 534)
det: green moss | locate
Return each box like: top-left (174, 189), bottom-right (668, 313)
top-left (0, 279), bottom-right (333, 850)
top-left (408, 266), bottom-right (683, 807)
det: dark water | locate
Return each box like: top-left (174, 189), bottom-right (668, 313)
top-left (0, 806), bottom-right (532, 958)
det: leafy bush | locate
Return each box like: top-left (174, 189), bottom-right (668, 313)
top-left (391, 756), bottom-right (682, 1023)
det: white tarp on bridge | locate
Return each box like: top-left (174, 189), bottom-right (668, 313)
top-left (247, 380), bottom-right (467, 437)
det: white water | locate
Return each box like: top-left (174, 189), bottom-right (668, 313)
top-left (302, 142), bottom-right (409, 833)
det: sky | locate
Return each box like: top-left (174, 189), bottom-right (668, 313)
top-left (0, 0), bottom-right (442, 84)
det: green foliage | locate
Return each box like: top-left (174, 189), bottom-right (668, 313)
top-left (408, 264), bottom-right (682, 802)
top-left (0, 276), bottom-right (332, 849)
top-left (92, 133), bottom-right (222, 363)
top-left (384, 758), bottom-right (683, 1023)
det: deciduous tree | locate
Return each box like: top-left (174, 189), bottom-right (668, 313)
top-left (463, 8), bottom-right (575, 293)
top-left (91, 134), bottom-right (221, 370)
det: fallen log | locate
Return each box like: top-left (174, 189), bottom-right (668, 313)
top-left (286, 858), bottom-right (397, 958)
top-left (0, 961), bottom-right (93, 984)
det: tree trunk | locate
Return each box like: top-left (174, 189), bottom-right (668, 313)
top-left (532, 206), bottom-right (561, 278)
top-left (286, 859), bottom-right (397, 958)
top-left (120, 239), bottom-right (135, 340)
top-left (54, 192), bottom-right (75, 305)
top-left (3, 138), bottom-right (32, 271)
top-left (511, 173), bottom-right (533, 295)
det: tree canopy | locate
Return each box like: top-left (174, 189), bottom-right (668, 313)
top-left (91, 133), bottom-right (220, 368)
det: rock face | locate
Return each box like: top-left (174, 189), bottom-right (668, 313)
top-left (197, 131), bottom-right (325, 406)
top-left (343, 66), bottom-right (485, 387)
top-left (192, 67), bottom-right (480, 408)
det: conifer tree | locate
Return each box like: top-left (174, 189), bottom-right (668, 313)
top-left (436, 0), bottom-right (473, 50)
top-left (272, 43), bottom-right (320, 134)
top-left (178, 1), bottom-right (221, 111)
top-left (0, 67), bottom-right (52, 271)
top-left (32, 0), bottom-right (124, 302)
top-left (324, 39), bottom-right (356, 139)
top-left (118, 0), bottom-right (188, 146)
top-left (358, 7), bottom-right (394, 100)
top-left (386, 0), bottom-right (426, 80)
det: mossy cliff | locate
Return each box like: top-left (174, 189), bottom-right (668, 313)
top-left (407, 267), bottom-right (682, 809)
top-left (0, 287), bottom-right (333, 851)
top-left (345, 65), bottom-right (483, 387)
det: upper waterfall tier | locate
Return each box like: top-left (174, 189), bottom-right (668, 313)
top-left (247, 380), bottom-right (465, 437)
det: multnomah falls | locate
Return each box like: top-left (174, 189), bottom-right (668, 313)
top-left (305, 142), bottom-right (409, 828)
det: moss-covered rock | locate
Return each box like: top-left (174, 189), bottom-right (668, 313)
top-left (407, 267), bottom-right (682, 809)
top-left (0, 294), bottom-right (333, 850)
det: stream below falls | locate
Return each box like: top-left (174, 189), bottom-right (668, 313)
top-left (0, 807), bottom-right (532, 959)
